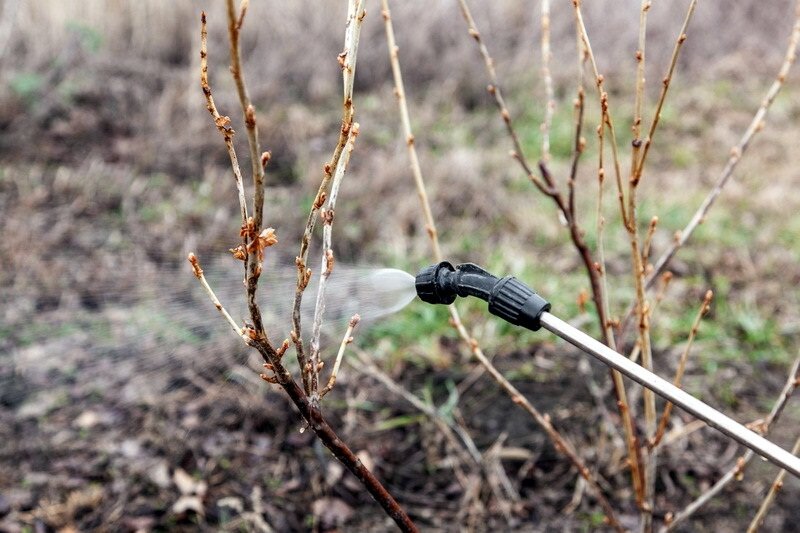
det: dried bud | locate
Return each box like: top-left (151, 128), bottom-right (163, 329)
top-left (245, 104), bottom-right (257, 128)
top-left (229, 245), bottom-right (247, 261)
top-left (349, 314), bottom-right (361, 328)
top-left (313, 192), bottom-right (327, 210)
top-left (215, 115), bottom-right (234, 134)
top-left (261, 151), bottom-right (272, 169)
top-left (324, 249), bottom-right (335, 275)
top-left (188, 253), bottom-right (203, 278)
top-left (258, 227), bottom-right (278, 248)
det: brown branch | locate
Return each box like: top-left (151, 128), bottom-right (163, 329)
top-left (646, 2), bottom-right (800, 289)
top-left (200, 12), bottom-right (248, 228)
top-left (320, 314), bottom-right (360, 398)
top-left (540, 0), bottom-right (554, 163)
top-left (457, 0), bottom-right (647, 514)
top-left (223, 0), bottom-right (273, 342)
top-left (384, 2), bottom-right (624, 529)
top-left (662, 355), bottom-right (800, 531)
top-left (195, 10), bottom-right (416, 531)
top-left (187, 253), bottom-right (247, 341)
top-left (572, 0), bottom-right (628, 230)
top-left (309, 125), bottom-right (360, 400)
top-left (253, 338), bottom-right (418, 533)
top-left (649, 290), bottom-right (712, 449)
top-left (456, 0), bottom-right (553, 195)
top-left (630, 0), bottom-right (650, 182)
top-left (291, 0), bottom-right (366, 395)
top-left (595, 107), bottom-right (647, 507)
top-left (633, 0), bottom-right (698, 187)
top-left (746, 434), bottom-right (800, 532)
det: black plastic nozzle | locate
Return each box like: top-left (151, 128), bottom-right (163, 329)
top-left (415, 261), bottom-right (551, 331)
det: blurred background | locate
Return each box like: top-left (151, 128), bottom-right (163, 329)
top-left (2, 0), bottom-right (800, 531)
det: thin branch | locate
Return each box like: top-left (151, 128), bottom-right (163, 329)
top-left (567, 81), bottom-right (586, 221)
top-left (650, 290), bottom-right (712, 449)
top-left (225, 0), bottom-right (265, 231)
top-left (662, 355), bottom-right (800, 531)
top-left (196, 10), bottom-right (416, 531)
top-left (456, 0), bottom-right (552, 195)
top-left (384, 3), bottom-right (623, 529)
top-left (200, 12), bottom-right (248, 227)
top-left (626, 171), bottom-right (657, 526)
top-left (187, 253), bottom-right (247, 341)
top-left (630, 0), bottom-right (650, 182)
top-left (224, 0), bottom-right (273, 342)
top-left (641, 216), bottom-right (659, 267)
top-left (633, 0), bottom-right (698, 186)
top-left (320, 314), bottom-right (360, 398)
top-left (353, 347), bottom-right (482, 466)
top-left (456, 322), bottom-right (625, 532)
top-left (540, 0), bottom-right (554, 163)
top-left (646, 3), bottom-right (800, 289)
top-left (747, 434), bottom-right (800, 533)
top-left (291, 0), bottom-right (366, 394)
top-left (309, 124), bottom-right (360, 400)
top-left (381, 2), bottom-right (442, 257)
top-left (572, 0), bottom-right (628, 229)
top-left (597, 108), bottom-right (647, 507)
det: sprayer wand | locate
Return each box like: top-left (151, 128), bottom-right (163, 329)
top-left (416, 261), bottom-right (800, 478)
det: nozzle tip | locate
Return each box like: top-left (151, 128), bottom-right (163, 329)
top-left (415, 261), bottom-right (456, 304)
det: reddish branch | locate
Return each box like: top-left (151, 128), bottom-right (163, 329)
top-left (193, 7), bottom-right (416, 531)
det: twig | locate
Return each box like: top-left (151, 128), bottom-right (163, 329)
top-left (195, 10), bottom-right (417, 532)
top-left (457, 0), bottom-right (613, 359)
top-left (633, 0), bottom-right (698, 186)
top-left (320, 314), bottom-right (360, 398)
top-left (540, 0), bottom-right (554, 163)
top-left (626, 178), bottom-right (657, 526)
top-left (642, 216), bottom-right (659, 267)
top-left (385, 3), bottom-right (623, 529)
top-left (224, 0), bottom-right (273, 341)
top-left (187, 253), bottom-right (246, 341)
top-left (625, 6), bottom-right (699, 525)
top-left (200, 12), bottom-right (248, 227)
top-left (650, 290), bottom-right (712, 449)
top-left (630, 0), bottom-right (650, 183)
top-left (291, 0), bottom-right (366, 394)
top-left (746, 434), bottom-right (800, 532)
top-left (308, 124), bottom-right (360, 400)
top-left (629, 272), bottom-right (673, 364)
top-left (352, 347), bottom-right (481, 466)
top-left (596, 97), bottom-right (646, 508)
top-left (572, 0), bottom-right (627, 230)
top-left (381, 1), bottom-right (441, 257)
top-left (463, 336), bottom-right (625, 532)
top-left (567, 73), bottom-right (586, 221)
top-left (456, 0), bottom-right (552, 195)
top-left (662, 355), bottom-right (800, 531)
top-left (646, 2), bottom-right (800, 289)
top-left (225, 0), bottom-right (265, 231)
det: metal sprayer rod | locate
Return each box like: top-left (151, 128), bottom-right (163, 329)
top-left (540, 312), bottom-right (800, 478)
